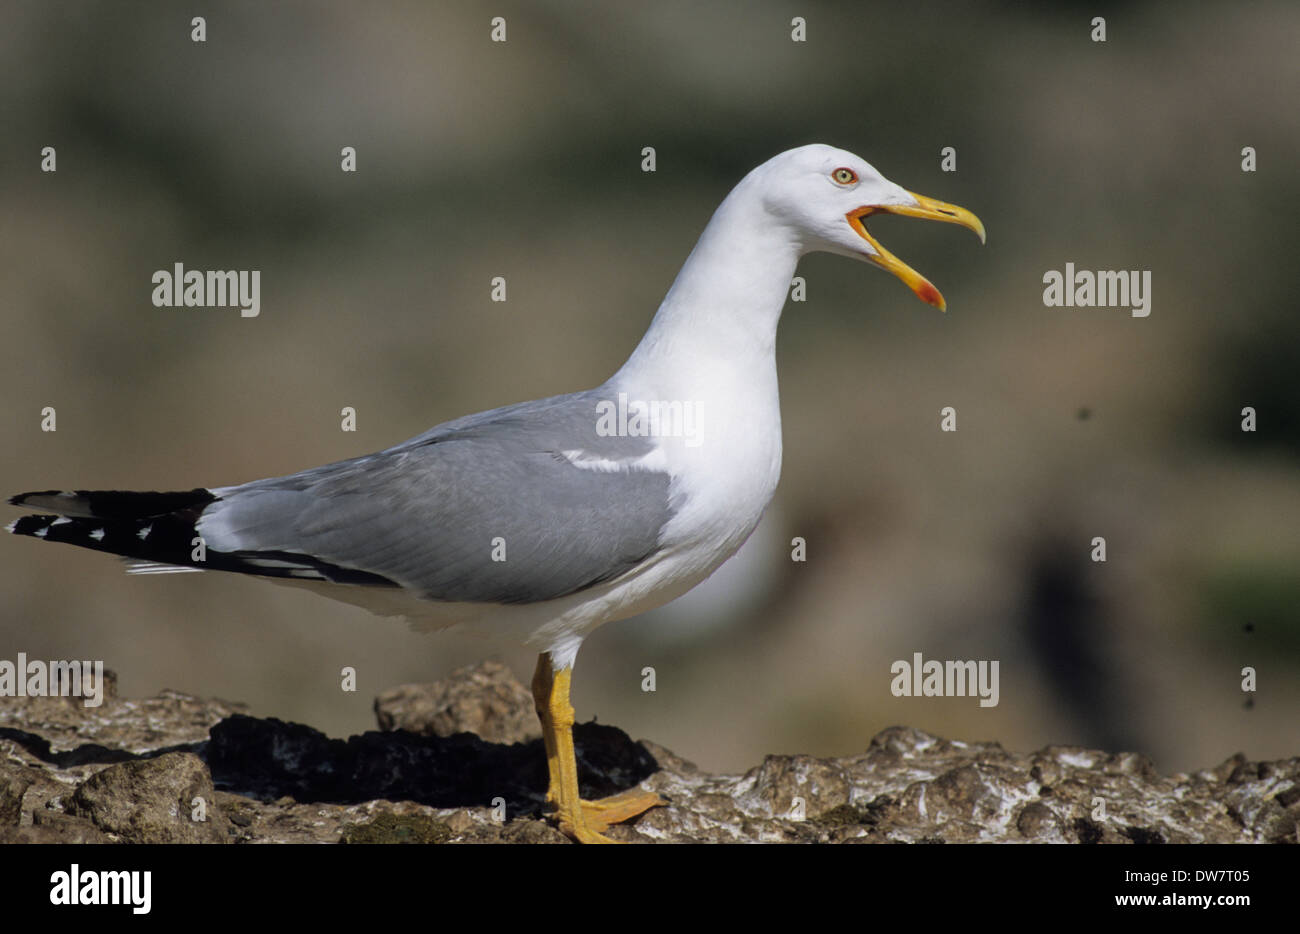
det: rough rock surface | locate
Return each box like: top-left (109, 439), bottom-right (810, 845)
top-left (0, 663), bottom-right (1295, 843)
top-left (67, 751), bottom-right (229, 843)
top-left (374, 660), bottom-right (539, 744)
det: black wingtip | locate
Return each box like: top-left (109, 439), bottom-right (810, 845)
top-left (10, 490), bottom-right (62, 507)
top-left (8, 488), bottom-right (216, 519)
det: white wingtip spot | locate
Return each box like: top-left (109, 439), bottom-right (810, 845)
top-left (126, 562), bottom-right (205, 575)
top-left (34, 527), bottom-right (48, 538)
top-left (286, 568), bottom-right (326, 580)
top-left (89, 528), bottom-right (105, 541)
top-left (51, 517), bottom-right (72, 526)
top-left (137, 524), bottom-right (152, 540)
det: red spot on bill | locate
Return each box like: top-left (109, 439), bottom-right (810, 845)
top-left (916, 281), bottom-right (944, 309)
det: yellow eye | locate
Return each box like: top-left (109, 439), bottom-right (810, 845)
top-left (832, 167), bottom-right (857, 185)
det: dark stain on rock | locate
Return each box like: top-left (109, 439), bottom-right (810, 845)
top-left (0, 726), bottom-right (148, 768)
top-left (813, 804), bottom-right (862, 827)
top-left (1074, 818), bottom-right (1104, 844)
top-left (1016, 801), bottom-right (1058, 838)
top-left (341, 811), bottom-right (452, 844)
top-left (205, 713), bottom-right (657, 817)
top-left (1121, 825), bottom-right (1165, 844)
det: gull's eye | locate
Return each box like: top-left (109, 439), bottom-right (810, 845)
top-left (832, 167), bottom-right (858, 185)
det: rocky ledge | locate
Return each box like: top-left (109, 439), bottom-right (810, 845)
top-left (0, 661), bottom-right (1295, 844)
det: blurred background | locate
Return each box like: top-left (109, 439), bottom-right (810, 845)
top-left (1, 1), bottom-right (1296, 776)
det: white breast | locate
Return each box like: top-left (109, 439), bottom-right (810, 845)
top-left (612, 346), bottom-right (783, 577)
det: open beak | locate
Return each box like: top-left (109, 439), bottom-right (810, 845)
top-left (846, 192), bottom-right (985, 311)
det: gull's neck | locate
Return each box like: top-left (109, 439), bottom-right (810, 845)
top-left (614, 181), bottom-right (800, 398)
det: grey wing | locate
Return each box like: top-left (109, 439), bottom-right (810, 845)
top-left (195, 391), bottom-right (674, 605)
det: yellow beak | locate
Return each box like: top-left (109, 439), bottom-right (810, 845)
top-left (846, 192), bottom-right (985, 311)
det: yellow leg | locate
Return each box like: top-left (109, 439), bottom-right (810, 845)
top-left (530, 652), bottom-right (664, 843)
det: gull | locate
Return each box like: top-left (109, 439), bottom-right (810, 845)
top-left (8, 144), bottom-right (984, 843)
